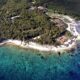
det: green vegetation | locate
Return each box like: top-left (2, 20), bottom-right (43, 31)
top-left (0, 0), bottom-right (74, 45)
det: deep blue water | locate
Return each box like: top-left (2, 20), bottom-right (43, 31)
top-left (0, 45), bottom-right (80, 80)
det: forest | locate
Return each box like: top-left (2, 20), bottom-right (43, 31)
top-left (0, 0), bottom-right (76, 45)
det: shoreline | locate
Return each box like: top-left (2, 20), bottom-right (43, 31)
top-left (0, 39), bottom-right (77, 53)
top-left (0, 15), bottom-right (80, 53)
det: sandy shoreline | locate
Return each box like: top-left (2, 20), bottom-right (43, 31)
top-left (0, 38), bottom-right (77, 52)
top-left (0, 15), bottom-right (80, 52)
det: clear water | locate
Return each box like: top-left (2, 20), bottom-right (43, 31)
top-left (0, 45), bottom-right (80, 80)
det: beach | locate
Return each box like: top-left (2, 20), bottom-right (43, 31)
top-left (0, 39), bottom-right (76, 52)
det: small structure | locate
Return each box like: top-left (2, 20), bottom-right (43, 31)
top-left (37, 6), bottom-right (48, 13)
top-left (57, 36), bottom-right (67, 44)
top-left (38, 6), bottom-right (45, 10)
top-left (29, 6), bottom-right (37, 10)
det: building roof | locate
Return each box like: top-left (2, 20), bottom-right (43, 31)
top-left (57, 36), bottom-right (67, 44)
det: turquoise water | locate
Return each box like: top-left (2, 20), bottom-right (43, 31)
top-left (0, 45), bottom-right (80, 80)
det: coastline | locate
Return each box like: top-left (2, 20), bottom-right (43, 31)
top-left (0, 38), bottom-right (77, 53)
top-left (0, 15), bottom-right (80, 53)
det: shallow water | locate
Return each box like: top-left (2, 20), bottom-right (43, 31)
top-left (0, 45), bottom-right (80, 80)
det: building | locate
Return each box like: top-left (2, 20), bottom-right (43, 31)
top-left (57, 36), bottom-right (67, 44)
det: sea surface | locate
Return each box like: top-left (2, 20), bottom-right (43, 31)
top-left (0, 44), bottom-right (80, 80)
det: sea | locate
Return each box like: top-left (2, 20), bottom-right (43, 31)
top-left (0, 43), bottom-right (80, 80)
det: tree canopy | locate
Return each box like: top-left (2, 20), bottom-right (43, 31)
top-left (0, 0), bottom-right (74, 45)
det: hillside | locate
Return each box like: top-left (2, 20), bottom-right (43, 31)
top-left (0, 0), bottom-right (76, 45)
